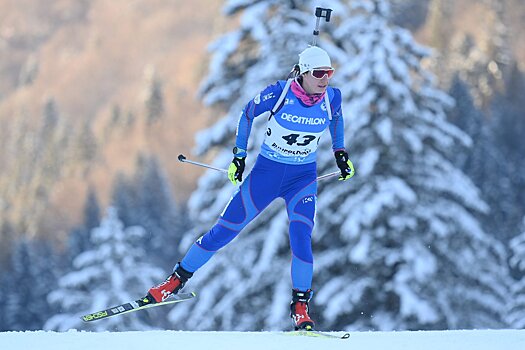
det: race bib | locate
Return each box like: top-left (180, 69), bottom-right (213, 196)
top-left (263, 117), bottom-right (323, 158)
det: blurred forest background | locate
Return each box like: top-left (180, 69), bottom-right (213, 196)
top-left (1, 0), bottom-right (524, 332)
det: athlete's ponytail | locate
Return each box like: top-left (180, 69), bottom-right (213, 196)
top-left (287, 64), bottom-right (300, 79)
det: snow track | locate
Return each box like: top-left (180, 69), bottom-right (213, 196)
top-left (1, 329), bottom-right (523, 350)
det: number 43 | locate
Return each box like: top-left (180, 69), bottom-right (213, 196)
top-left (282, 133), bottom-right (317, 146)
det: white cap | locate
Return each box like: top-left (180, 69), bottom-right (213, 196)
top-left (298, 46), bottom-right (332, 74)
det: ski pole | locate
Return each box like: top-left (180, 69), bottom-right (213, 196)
top-left (316, 170), bottom-right (340, 181)
top-left (178, 154), bottom-right (341, 181)
top-left (178, 154), bottom-right (228, 173)
top-left (311, 7), bottom-right (333, 46)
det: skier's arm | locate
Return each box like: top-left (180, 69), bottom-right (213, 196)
top-left (228, 82), bottom-right (283, 185)
top-left (328, 88), bottom-right (345, 152)
top-left (234, 82), bottom-right (284, 157)
top-left (329, 88), bottom-right (355, 181)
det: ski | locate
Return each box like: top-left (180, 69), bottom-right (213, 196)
top-left (80, 292), bottom-right (196, 322)
top-left (286, 330), bottom-right (350, 340)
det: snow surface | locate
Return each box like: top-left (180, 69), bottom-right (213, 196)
top-left (1, 329), bottom-right (524, 350)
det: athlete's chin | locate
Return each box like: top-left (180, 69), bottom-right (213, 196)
top-left (315, 86), bottom-right (328, 93)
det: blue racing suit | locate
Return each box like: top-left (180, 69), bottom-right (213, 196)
top-left (180, 80), bottom-right (345, 291)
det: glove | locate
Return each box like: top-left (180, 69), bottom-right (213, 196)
top-left (334, 150), bottom-right (355, 181)
top-left (228, 157), bottom-right (246, 185)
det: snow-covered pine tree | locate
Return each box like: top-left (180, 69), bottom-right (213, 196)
top-left (508, 217), bottom-right (525, 328)
top-left (45, 207), bottom-right (165, 331)
top-left (313, 0), bottom-right (509, 330)
top-left (110, 154), bottom-right (183, 269)
top-left (171, 0), bottom-right (331, 331)
top-left (487, 63), bottom-right (525, 242)
top-left (447, 75), bottom-right (513, 243)
top-left (5, 238), bottom-right (59, 330)
top-left (132, 154), bottom-right (183, 268)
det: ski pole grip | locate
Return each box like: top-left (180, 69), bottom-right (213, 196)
top-left (178, 154), bottom-right (187, 162)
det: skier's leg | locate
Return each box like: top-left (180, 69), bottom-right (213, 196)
top-left (284, 177), bottom-right (317, 330)
top-left (285, 179), bottom-right (317, 291)
top-left (180, 156), bottom-right (281, 273)
top-left (147, 168), bottom-right (277, 303)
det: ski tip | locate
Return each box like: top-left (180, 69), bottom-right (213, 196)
top-left (178, 154), bottom-right (186, 162)
top-left (190, 291), bottom-right (197, 298)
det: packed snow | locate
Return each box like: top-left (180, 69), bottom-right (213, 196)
top-left (1, 329), bottom-right (524, 350)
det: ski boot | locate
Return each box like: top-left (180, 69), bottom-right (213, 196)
top-left (290, 289), bottom-right (315, 330)
top-left (144, 263), bottom-right (193, 304)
